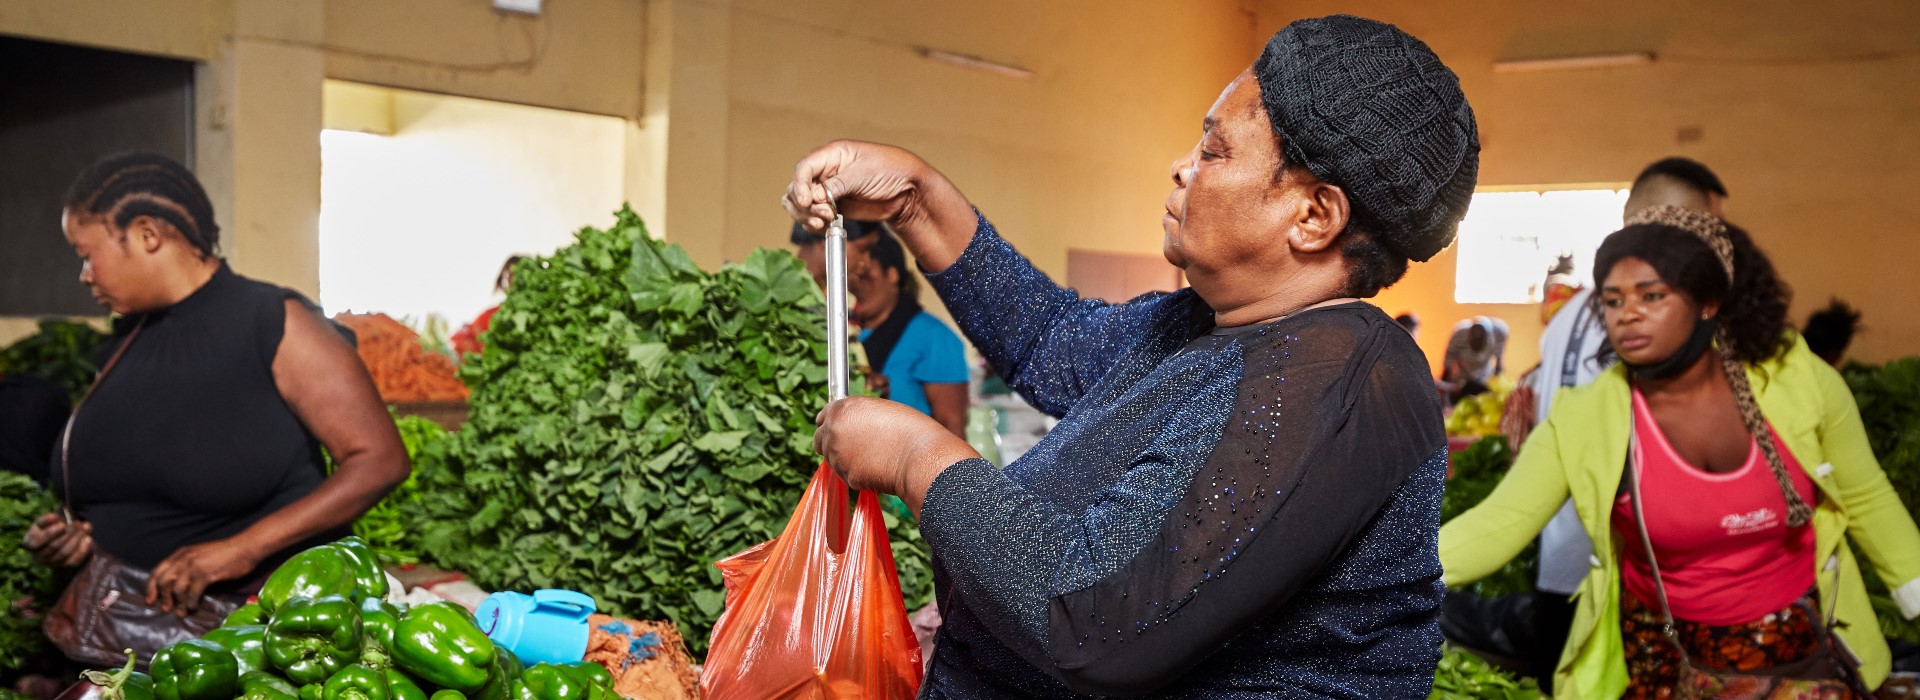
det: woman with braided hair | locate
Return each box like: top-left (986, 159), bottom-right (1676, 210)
top-left (21, 153), bottom-right (408, 661)
top-left (1441, 206), bottom-right (1920, 698)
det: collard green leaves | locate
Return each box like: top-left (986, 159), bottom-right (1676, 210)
top-left (409, 206), bottom-right (933, 654)
top-left (0, 472), bottom-right (58, 674)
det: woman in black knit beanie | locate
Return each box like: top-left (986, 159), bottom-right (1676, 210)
top-left (789, 15), bottom-right (1477, 698)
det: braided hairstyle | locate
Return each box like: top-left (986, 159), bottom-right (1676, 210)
top-left (64, 153), bottom-right (220, 259)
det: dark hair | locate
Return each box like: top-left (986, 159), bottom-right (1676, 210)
top-left (495, 255), bottom-right (525, 293)
top-left (65, 153), bottom-right (219, 258)
top-left (1591, 221), bottom-right (1792, 366)
top-left (1802, 299), bottom-right (1862, 365)
top-left (789, 219), bottom-right (880, 246)
top-left (1271, 153), bottom-right (1409, 298)
top-left (1631, 157), bottom-right (1728, 198)
top-left (865, 229), bottom-right (920, 299)
top-left (1394, 312), bottom-right (1419, 330)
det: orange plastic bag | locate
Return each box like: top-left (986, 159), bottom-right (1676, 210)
top-left (699, 462), bottom-right (924, 699)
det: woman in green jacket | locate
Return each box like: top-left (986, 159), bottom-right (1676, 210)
top-left (1440, 206), bottom-right (1920, 698)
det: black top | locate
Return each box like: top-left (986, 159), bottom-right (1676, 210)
top-left (0, 373), bottom-right (69, 484)
top-left (59, 264), bottom-right (348, 583)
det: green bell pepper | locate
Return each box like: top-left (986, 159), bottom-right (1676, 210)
top-left (300, 684), bottom-right (323, 700)
top-left (494, 646), bottom-right (522, 681)
top-left (202, 624), bottom-right (268, 675)
top-left (150, 639), bottom-right (241, 700)
top-left (468, 649), bottom-right (521, 700)
top-left (80, 649), bottom-right (156, 700)
top-left (429, 691), bottom-right (465, 700)
top-left (322, 664), bottom-right (390, 700)
top-left (391, 602), bottom-right (495, 692)
top-left (225, 602), bottom-right (268, 627)
top-left (360, 598), bottom-right (403, 652)
top-left (516, 664), bottom-right (587, 700)
top-left (237, 671), bottom-right (301, 700)
top-left (260, 546), bottom-right (359, 613)
top-left (266, 594), bottom-right (365, 685)
top-left (331, 537), bottom-right (390, 600)
top-left (384, 668), bottom-right (428, 700)
top-left (557, 663), bottom-right (612, 692)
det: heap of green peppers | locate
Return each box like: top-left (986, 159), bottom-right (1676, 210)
top-left (77, 540), bottom-right (624, 700)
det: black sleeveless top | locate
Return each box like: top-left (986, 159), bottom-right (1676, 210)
top-left (59, 264), bottom-right (348, 583)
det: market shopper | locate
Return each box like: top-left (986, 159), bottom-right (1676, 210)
top-left (1440, 316), bottom-right (1509, 401)
top-left (1449, 158), bottom-right (1732, 692)
top-left (1439, 206), bottom-right (1920, 697)
top-left (22, 153), bottom-right (408, 659)
top-left (791, 218), bottom-right (880, 290)
top-left (850, 231), bottom-right (969, 438)
top-left (792, 15), bottom-right (1477, 697)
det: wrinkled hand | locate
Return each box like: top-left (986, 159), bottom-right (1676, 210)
top-left (815, 397), bottom-right (979, 511)
top-left (147, 539), bottom-right (259, 617)
top-left (782, 141), bottom-right (931, 232)
top-left (22, 513), bottom-right (93, 567)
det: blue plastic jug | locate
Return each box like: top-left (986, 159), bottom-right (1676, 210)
top-left (473, 589), bottom-right (597, 665)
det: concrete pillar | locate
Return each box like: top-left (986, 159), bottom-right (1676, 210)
top-left (197, 0), bottom-right (326, 297)
top-left (627, 0), bottom-right (731, 267)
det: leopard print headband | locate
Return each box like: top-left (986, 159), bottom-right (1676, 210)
top-left (1625, 205), bottom-right (1734, 283)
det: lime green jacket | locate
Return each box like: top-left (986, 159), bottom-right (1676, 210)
top-left (1439, 338), bottom-right (1920, 698)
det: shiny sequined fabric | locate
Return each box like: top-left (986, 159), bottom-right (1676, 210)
top-left (916, 214), bottom-right (1449, 698)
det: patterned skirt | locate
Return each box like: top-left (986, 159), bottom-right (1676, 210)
top-left (1620, 588), bottom-right (1858, 699)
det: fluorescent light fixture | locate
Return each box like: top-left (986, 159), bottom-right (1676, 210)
top-left (1492, 52), bottom-right (1655, 73)
top-left (916, 47), bottom-right (1034, 79)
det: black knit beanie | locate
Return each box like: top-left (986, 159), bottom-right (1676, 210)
top-left (1254, 15), bottom-right (1480, 263)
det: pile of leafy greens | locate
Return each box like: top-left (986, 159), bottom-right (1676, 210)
top-left (1, 472), bottom-right (59, 676)
top-left (1429, 645), bottom-right (1546, 700)
top-left (410, 206), bottom-right (932, 654)
top-left (0, 319), bottom-right (108, 401)
top-left (1441, 436), bottom-right (1537, 598)
top-left (1842, 358), bottom-right (1920, 645)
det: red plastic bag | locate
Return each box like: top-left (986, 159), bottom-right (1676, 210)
top-left (700, 462), bottom-right (924, 699)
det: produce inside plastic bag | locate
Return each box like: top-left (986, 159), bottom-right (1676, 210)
top-left (699, 461), bottom-right (924, 698)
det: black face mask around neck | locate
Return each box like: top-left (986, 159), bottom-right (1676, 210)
top-left (1625, 316), bottom-right (1719, 381)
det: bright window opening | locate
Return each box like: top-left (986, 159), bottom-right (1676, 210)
top-left (1453, 189), bottom-right (1629, 304)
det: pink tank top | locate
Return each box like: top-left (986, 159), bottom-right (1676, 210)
top-left (1613, 389), bottom-right (1817, 626)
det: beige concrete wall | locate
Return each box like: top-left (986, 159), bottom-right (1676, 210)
top-left (322, 0), bottom-right (646, 118)
top-left (0, 0), bottom-right (228, 60)
top-left (1256, 0), bottom-right (1920, 367)
top-left (715, 0), bottom-right (1257, 287)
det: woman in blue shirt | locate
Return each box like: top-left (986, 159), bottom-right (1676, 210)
top-left (851, 230), bottom-right (970, 437)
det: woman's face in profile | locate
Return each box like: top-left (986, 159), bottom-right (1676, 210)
top-left (62, 209), bottom-right (144, 315)
top-left (1599, 256), bottom-right (1711, 367)
top-left (1161, 70), bottom-right (1296, 281)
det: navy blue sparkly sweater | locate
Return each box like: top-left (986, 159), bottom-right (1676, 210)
top-left (915, 215), bottom-right (1449, 699)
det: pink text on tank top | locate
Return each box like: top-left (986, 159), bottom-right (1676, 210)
top-left (1613, 388), bottom-right (1817, 626)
